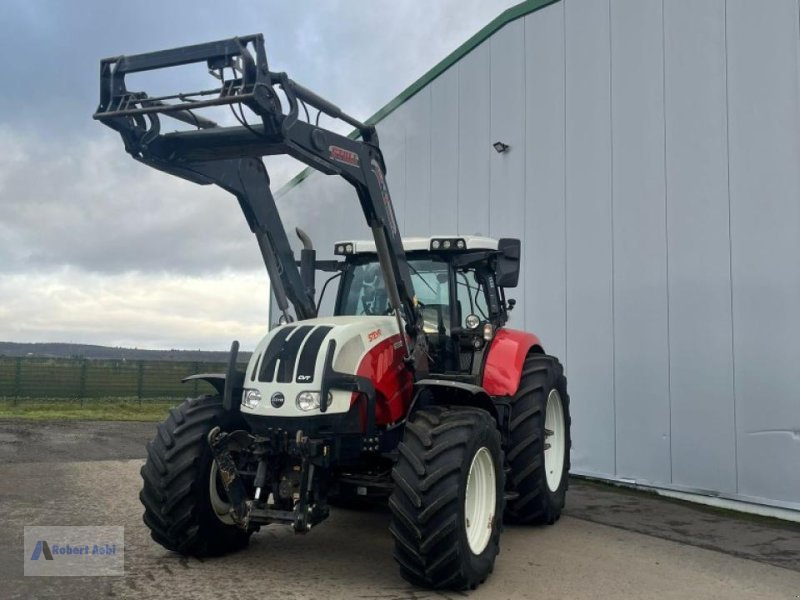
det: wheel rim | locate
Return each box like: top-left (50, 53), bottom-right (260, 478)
top-left (544, 389), bottom-right (566, 492)
top-left (209, 460), bottom-right (235, 525)
top-left (464, 446), bottom-right (496, 555)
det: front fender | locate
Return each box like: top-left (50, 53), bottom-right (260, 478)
top-left (181, 373), bottom-right (227, 396)
top-left (181, 341), bottom-right (245, 410)
top-left (482, 328), bottom-right (543, 396)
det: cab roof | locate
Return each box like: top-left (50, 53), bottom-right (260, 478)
top-left (333, 235), bottom-right (499, 255)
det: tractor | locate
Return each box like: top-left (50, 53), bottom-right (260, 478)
top-left (94, 34), bottom-right (571, 590)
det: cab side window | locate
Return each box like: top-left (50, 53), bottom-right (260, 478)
top-left (409, 259), bottom-right (450, 334)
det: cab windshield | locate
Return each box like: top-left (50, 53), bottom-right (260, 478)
top-left (338, 259), bottom-right (451, 333)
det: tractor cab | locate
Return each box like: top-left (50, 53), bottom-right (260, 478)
top-left (332, 236), bottom-right (521, 377)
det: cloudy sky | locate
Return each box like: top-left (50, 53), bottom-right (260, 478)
top-left (0, 0), bottom-right (519, 350)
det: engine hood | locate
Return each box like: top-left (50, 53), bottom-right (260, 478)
top-left (241, 315), bottom-right (403, 417)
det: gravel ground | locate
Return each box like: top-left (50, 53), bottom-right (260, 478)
top-left (1, 419), bottom-right (799, 600)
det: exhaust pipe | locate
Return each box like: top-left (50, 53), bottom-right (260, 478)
top-left (296, 228), bottom-right (316, 305)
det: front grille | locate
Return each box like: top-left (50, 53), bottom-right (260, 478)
top-left (258, 326), bottom-right (295, 382)
top-left (275, 326), bottom-right (314, 383)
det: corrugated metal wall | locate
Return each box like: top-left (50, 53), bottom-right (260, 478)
top-left (277, 0), bottom-right (800, 511)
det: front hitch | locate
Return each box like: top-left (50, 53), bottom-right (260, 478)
top-left (207, 426), bottom-right (331, 533)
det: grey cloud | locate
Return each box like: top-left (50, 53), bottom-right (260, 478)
top-left (1, 0), bottom-right (519, 276)
top-left (0, 129), bottom-right (306, 274)
top-left (0, 0), bottom-right (520, 346)
top-left (0, 269), bottom-right (271, 350)
top-left (1, 0), bottom-right (518, 135)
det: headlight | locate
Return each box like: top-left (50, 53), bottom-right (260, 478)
top-left (242, 389), bottom-right (261, 409)
top-left (465, 314), bottom-right (480, 329)
top-left (296, 391), bottom-right (320, 411)
top-left (296, 391), bottom-right (333, 411)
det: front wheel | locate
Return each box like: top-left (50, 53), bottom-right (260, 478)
top-left (139, 395), bottom-right (252, 556)
top-left (389, 406), bottom-right (505, 590)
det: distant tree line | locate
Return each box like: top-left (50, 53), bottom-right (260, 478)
top-left (0, 342), bottom-right (252, 363)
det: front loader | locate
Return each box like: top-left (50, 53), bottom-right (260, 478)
top-left (94, 34), bottom-right (571, 590)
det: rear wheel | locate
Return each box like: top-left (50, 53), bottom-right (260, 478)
top-left (389, 406), bottom-right (505, 590)
top-left (504, 354), bottom-right (571, 525)
top-left (140, 395), bottom-right (252, 556)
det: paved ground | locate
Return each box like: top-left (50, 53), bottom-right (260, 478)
top-left (0, 419), bottom-right (155, 463)
top-left (1, 419), bottom-right (799, 599)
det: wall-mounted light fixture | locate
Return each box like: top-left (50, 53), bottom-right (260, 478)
top-left (493, 141), bottom-right (510, 154)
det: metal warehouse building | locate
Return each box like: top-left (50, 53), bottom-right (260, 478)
top-left (275, 0), bottom-right (800, 516)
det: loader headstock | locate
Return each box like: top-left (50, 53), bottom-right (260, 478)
top-left (93, 34), bottom-right (378, 157)
top-left (95, 35), bottom-right (272, 126)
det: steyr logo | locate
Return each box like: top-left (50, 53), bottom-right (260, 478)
top-left (30, 541), bottom-right (53, 561)
top-left (367, 329), bottom-right (382, 342)
top-left (329, 145), bottom-right (360, 167)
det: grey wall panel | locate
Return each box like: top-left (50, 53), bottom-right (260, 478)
top-left (278, 172), bottom-right (371, 255)
top-left (564, 0), bottom-right (616, 477)
top-left (380, 103), bottom-right (408, 234)
top-left (457, 42), bottom-right (491, 237)
top-left (403, 89), bottom-right (432, 237)
top-left (523, 5), bottom-right (565, 357)
top-left (430, 68), bottom-right (460, 233)
top-left (727, 0), bottom-right (800, 506)
top-left (664, 0), bottom-right (736, 494)
top-left (490, 20), bottom-right (528, 330)
top-left (610, 0), bottom-right (671, 484)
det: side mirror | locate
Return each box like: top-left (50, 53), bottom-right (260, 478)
top-left (496, 238), bottom-right (521, 288)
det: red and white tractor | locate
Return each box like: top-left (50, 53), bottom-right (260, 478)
top-left (94, 35), bottom-right (571, 590)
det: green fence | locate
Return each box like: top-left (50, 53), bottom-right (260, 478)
top-left (0, 357), bottom-right (242, 403)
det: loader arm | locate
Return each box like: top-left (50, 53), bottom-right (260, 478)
top-left (93, 34), bottom-right (419, 356)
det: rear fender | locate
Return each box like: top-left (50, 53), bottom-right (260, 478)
top-left (482, 328), bottom-right (544, 396)
top-left (412, 379), bottom-right (498, 422)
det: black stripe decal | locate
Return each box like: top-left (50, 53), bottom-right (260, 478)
top-left (250, 351), bottom-right (263, 381)
top-left (295, 326), bottom-right (333, 384)
top-left (258, 326), bottom-right (295, 382)
top-left (276, 325), bottom-right (314, 383)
